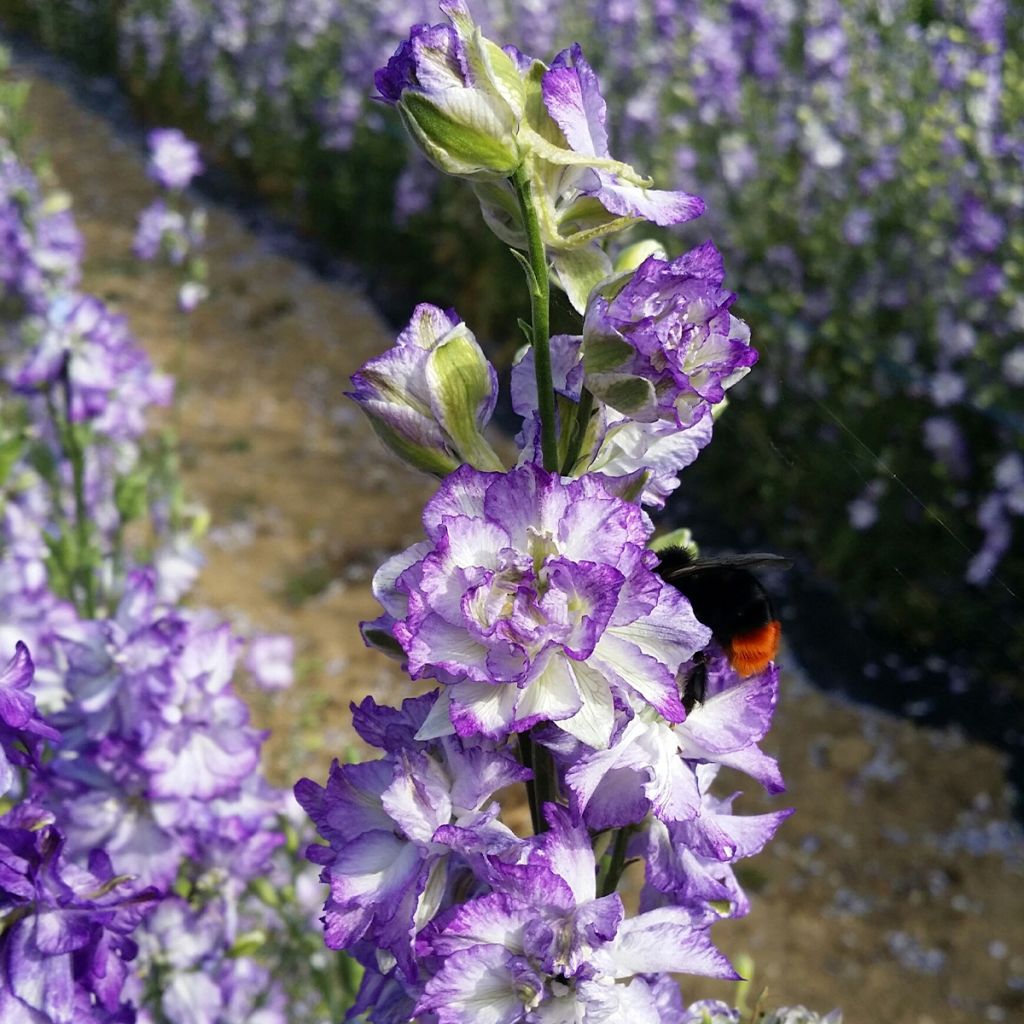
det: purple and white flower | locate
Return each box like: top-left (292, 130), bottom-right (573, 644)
top-left (245, 634), bottom-right (295, 691)
top-left (583, 241), bottom-right (757, 427)
top-left (374, 1), bottom-right (524, 180)
top-left (146, 128), bottom-right (203, 191)
top-left (415, 804), bottom-right (737, 1023)
top-left (512, 333), bottom-right (714, 507)
top-left (295, 691), bottom-right (528, 972)
top-left (366, 463), bottom-right (710, 746)
top-left (0, 642), bottom-right (59, 796)
top-left (641, 763), bottom-right (792, 919)
top-left (541, 44), bottom-right (704, 229)
top-left (0, 807), bottom-right (156, 1023)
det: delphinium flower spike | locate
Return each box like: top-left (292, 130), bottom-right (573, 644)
top-left (295, 4), bottom-right (842, 1022)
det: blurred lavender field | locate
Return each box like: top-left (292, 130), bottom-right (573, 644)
top-left (3, 0), bottom-right (1019, 695)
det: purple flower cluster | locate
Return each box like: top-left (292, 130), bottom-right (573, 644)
top-left (49, 1), bottom-right (1016, 612)
top-left (512, 333), bottom-right (714, 508)
top-left (0, 642), bottom-right (59, 795)
top-left (0, 802), bottom-right (157, 1024)
top-left (5, 292), bottom-right (173, 436)
top-left (145, 128), bottom-right (203, 191)
top-left (298, 675), bottom-right (790, 1021)
top-left (0, 134), bottom-right (320, 1021)
top-left (134, 130), bottom-right (208, 313)
top-left (366, 463), bottom-right (709, 743)
top-left (0, 143), bottom-right (82, 316)
top-left (582, 242), bottom-right (755, 428)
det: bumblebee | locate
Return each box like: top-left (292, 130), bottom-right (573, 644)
top-left (654, 547), bottom-right (790, 712)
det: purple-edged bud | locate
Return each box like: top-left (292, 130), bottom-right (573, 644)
top-left (348, 303), bottom-right (502, 475)
top-left (583, 241), bottom-right (757, 427)
top-left (374, 1), bottom-right (525, 180)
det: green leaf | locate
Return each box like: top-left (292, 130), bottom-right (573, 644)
top-left (517, 122), bottom-right (652, 185)
top-left (0, 435), bottom-right (24, 487)
top-left (551, 246), bottom-right (612, 314)
top-left (115, 469), bottom-right (150, 524)
top-left (228, 930), bottom-right (268, 959)
top-left (249, 876), bottom-right (281, 909)
top-left (508, 247), bottom-right (537, 291)
top-left (583, 335), bottom-right (633, 374)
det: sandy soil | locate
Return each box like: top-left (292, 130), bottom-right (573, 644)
top-left (12, 46), bottom-right (1024, 1024)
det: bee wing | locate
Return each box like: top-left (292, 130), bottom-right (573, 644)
top-left (661, 553), bottom-right (792, 580)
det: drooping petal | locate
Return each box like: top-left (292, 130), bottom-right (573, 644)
top-left (415, 945), bottom-right (540, 1024)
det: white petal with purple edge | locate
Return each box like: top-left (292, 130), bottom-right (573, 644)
top-left (401, 612), bottom-right (491, 681)
top-left (381, 754), bottom-right (452, 843)
top-left (423, 464), bottom-right (489, 534)
top-left (514, 654), bottom-right (581, 728)
top-left (675, 674), bottom-right (777, 753)
top-left (414, 688), bottom-right (456, 741)
top-left (535, 804), bottom-right (598, 903)
top-left (416, 945), bottom-right (534, 1024)
top-left (591, 632), bottom-right (686, 722)
top-left (421, 893), bottom-right (532, 957)
top-left (595, 176), bottom-right (705, 227)
top-left (573, 977), bottom-right (662, 1024)
top-left (559, 660), bottom-right (615, 748)
top-left (591, 906), bottom-right (738, 980)
top-left (448, 681), bottom-right (520, 737)
top-left (372, 541), bottom-right (432, 618)
top-left (327, 830), bottom-right (421, 905)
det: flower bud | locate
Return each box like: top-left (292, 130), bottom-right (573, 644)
top-left (375, 2), bottom-right (523, 180)
top-left (349, 303), bottom-right (503, 475)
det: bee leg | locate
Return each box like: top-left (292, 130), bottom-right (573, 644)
top-left (682, 653), bottom-right (708, 715)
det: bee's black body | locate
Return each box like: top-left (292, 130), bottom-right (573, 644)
top-left (653, 546), bottom-right (791, 712)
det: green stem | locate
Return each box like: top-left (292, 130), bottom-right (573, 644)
top-left (58, 361), bottom-right (95, 617)
top-left (511, 165), bottom-right (563, 835)
top-left (599, 825), bottom-right (632, 897)
top-left (511, 165), bottom-right (558, 474)
top-left (518, 728), bottom-right (558, 836)
top-left (532, 738), bottom-right (558, 822)
top-left (518, 731), bottom-right (542, 835)
top-left (560, 387), bottom-right (594, 476)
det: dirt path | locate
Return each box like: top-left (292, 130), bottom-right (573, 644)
top-left (13, 46), bottom-right (1024, 1024)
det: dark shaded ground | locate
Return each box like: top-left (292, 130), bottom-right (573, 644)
top-left (8, 38), bottom-right (1024, 1024)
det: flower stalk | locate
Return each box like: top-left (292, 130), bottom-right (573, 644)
top-left (510, 167), bottom-right (563, 833)
top-left (511, 164), bottom-right (558, 474)
top-left (599, 824), bottom-right (633, 898)
top-left (560, 386), bottom-right (594, 475)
